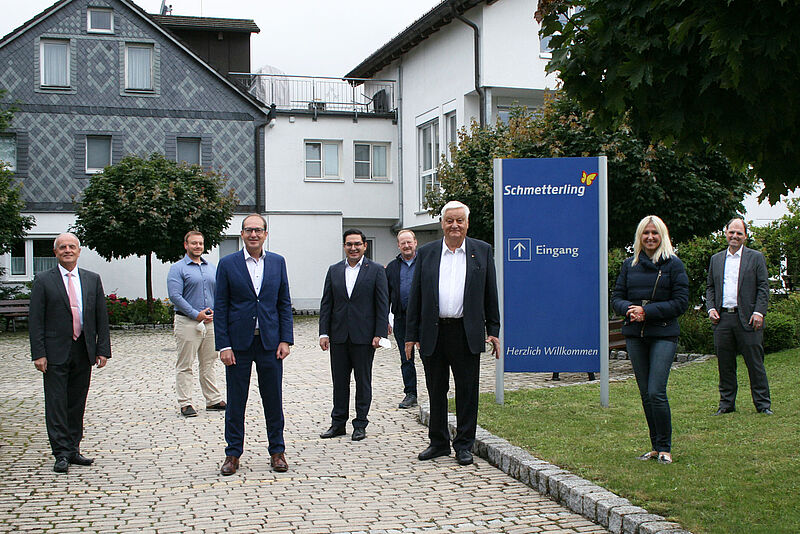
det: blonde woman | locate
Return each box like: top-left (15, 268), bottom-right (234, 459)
top-left (611, 216), bottom-right (689, 464)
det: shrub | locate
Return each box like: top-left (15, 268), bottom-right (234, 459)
top-left (678, 308), bottom-right (715, 354)
top-left (106, 294), bottom-right (173, 325)
top-left (763, 312), bottom-right (797, 353)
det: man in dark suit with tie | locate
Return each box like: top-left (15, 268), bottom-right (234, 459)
top-left (405, 201), bottom-right (500, 466)
top-left (29, 233), bottom-right (111, 474)
top-left (215, 214), bottom-right (294, 475)
top-left (319, 229), bottom-right (389, 442)
top-left (706, 218), bottom-right (772, 415)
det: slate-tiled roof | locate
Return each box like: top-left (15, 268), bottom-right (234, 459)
top-left (149, 14), bottom-right (260, 34)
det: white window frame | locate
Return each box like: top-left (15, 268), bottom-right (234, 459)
top-left (354, 142), bottom-right (390, 182)
top-left (40, 39), bottom-right (70, 88)
top-left (0, 133), bottom-right (16, 172)
top-left (125, 43), bottom-right (154, 91)
top-left (304, 140), bottom-right (341, 181)
top-left (85, 135), bottom-right (112, 174)
top-left (418, 119), bottom-right (440, 209)
top-left (176, 137), bottom-right (202, 166)
top-left (444, 111), bottom-right (458, 162)
top-left (87, 8), bottom-right (114, 34)
top-left (4, 238), bottom-right (58, 280)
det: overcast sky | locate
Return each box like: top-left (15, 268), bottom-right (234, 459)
top-left (1, 0), bottom-right (442, 77)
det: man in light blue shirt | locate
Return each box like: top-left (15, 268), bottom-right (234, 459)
top-left (167, 231), bottom-right (225, 417)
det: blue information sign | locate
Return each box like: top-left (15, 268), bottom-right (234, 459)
top-left (493, 157), bottom-right (608, 374)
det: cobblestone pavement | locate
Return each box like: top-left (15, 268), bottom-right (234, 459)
top-left (0, 317), bottom-right (619, 533)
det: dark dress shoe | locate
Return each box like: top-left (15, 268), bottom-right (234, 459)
top-left (418, 445), bottom-right (451, 461)
top-left (398, 393), bottom-right (418, 409)
top-left (320, 425), bottom-right (346, 439)
top-left (181, 405), bottom-right (198, 417)
top-left (220, 455), bottom-right (239, 476)
top-left (352, 428), bottom-right (366, 441)
top-left (759, 408), bottom-right (774, 415)
top-left (69, 453), bottom-right (94, 466)
top-left (713, 408), bottom-right (735, 416)
top-left (206, 401), bottom-right (227, 411)
top-left (270, 453), bottom-right (288, 472)
top-left (53, 457), bottom-right (69, 473)
top-left (456, 450), bottom-right (474, 465)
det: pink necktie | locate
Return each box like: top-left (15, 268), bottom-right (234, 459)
top-left (67, 273), bottom-right (82, 340)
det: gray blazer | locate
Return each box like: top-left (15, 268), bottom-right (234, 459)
top-left (705, 246), bottom-right (769, 331)
top-left (29, 266), bottom-right (111, 365)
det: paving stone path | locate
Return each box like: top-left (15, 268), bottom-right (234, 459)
top-left (0, 317), bottom-right (623, 533)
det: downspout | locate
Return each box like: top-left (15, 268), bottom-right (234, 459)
top-left (452, 5), bottom-right (485, 127)
top-left (254, 104), bottom-right (275, 213)
top-left (393, 56), bottom-right (404, 232)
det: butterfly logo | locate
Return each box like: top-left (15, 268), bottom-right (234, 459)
top-left (581, 171), bottom-right (597, 186)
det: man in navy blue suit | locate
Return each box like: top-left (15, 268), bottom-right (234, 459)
top-left (319, 229), bottom-right (389, 442)
top-left (215, 214), bottom-right (294, 475)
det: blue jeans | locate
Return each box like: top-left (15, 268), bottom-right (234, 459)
top-left (626, 337), bottom-right (676, 453)
top-left (393, 314), bottom-right (417, 396)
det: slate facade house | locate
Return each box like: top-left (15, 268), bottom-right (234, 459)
top-left (0, 0), bottom-right (266, 297)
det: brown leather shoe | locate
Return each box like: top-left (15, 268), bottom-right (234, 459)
top-left (220, 455), bottom-right (239, 476)
top-left (270, 452), bottom-right (288, 473)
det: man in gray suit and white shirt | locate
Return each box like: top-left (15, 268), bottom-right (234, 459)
top-left (706, 218), bottom-right (772, 415)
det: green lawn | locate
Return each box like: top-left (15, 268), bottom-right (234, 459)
top-left (474, 350), bottom-right (800, 534)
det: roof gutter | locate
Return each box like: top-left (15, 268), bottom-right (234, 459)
top-left (452, 5), bottom-right (485, 127)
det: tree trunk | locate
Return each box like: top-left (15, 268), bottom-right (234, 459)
top-left (146, 252), bottom-right (154, 319)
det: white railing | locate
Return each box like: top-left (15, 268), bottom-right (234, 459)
top-left (238, 73), bottom-right (396, 114)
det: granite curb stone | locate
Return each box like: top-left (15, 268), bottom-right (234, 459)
top-left (419, 404), bottom-right (692, 534)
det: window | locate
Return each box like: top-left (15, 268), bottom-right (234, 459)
top-left (0, 134), bottom-right (16, 172)
top-left (305, 141), bottom-right (340, 179)
top-left (418, 120), bottom-right (440, 208)
top-left (364, 238), bottom-right (375, 261)
top-left (40, 39), bottom-right (69, 87)
top-left (218, 237), bottom-right (240, 258)
top-left (176, 137), bottom-right (201, 165)
top-left (33, 240), bottom-right (57, 275)
top-left (354, 143), bottom-right (389, 180)
top-left (540, 10), bottom-right (576, 56)
top-left (497, 105), bottom-right (512, 125)
top-left (125, 44), bottom-right (153, 90)
top-left (87, 8), bottom-right (113, 33)
top-left (445, 112), bottom-right (457, 161)
top-left (86, 135), bottom-right (111, 173)
top-left (9, 241), bottom-right (25, 276)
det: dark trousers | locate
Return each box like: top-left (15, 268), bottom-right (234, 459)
top-left (225, 335), bottom-right (284, 457)
top-left (626, 336), bottom-right (675, 453)
top-left (393, 313), bottom-right (417, 396)
top-left (43, 334), bottom-right (91, 459)
top-left (714, 311), bottom-right (771, 411)
top-left (421, 320), bottom-right (480, 453)
top-left (330, 339), bottom-right (375, 429)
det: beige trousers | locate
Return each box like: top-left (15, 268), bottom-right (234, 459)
top-left (174, 314), bottom-right (223, 408)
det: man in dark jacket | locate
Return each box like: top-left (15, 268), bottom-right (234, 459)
top-left (385, 229), bottom-right (418, 409)
top-left (706, 218), bottom-right (771, 415)
top-left (319, 229), bottom-right (389, 441)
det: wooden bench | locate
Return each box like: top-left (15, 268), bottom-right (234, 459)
top-left (0, 299), bottom-right (30, 332)
top-left (609, 318), bottom-right (626, 351)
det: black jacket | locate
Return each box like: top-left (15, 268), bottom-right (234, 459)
top-left (611, 252), bottom-right (689, 337)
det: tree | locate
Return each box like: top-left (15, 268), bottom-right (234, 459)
top-left (0, 88), bottom-right (35, 256)
top-left (72, 154), bottom-right (237, 315)
top-left (425, 93), bottom-right (753, 248)
top-left (536, 0), bottom-right (800, 203)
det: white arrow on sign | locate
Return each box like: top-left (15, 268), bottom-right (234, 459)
top-left (513, 242), bottom-right (526, 256)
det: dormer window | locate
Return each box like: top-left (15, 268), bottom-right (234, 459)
top-left (87, 8), bottom-right (114, 33)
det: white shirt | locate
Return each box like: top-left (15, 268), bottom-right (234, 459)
top-left (438, 239), bottom-right (467, 318)
top-left (345, 256), bottom-right (364, 298)
top-left (244, 248), bottom-right (265, 329)
top-left (722, 248), bottom-right (741, 309)
top-left (58, 264), bottom-right (83, 327)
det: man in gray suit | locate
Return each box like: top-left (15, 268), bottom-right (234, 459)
top-left (29, 233), bottom-right (111, 473)
top-left (706, 218), bottom-right (772, 415)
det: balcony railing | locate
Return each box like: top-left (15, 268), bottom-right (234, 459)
top-left (236, 73), bottom-right (396, 115)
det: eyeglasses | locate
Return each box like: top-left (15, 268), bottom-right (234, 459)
top-left (243, 227), bottom-right (266, 235)
top-left (344, 242), bottom-right (364, 248)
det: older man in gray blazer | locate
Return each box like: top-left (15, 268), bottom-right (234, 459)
top-left (706, 218), bottom-right (771, 415)
top-left (29, 233), bottom-right (111, 473)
